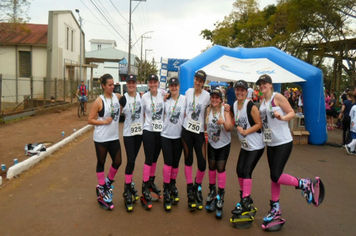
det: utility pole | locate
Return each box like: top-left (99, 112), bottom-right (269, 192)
top-left (75, 9), bottom-right (82, 81)
top-left (128, 0), bottom-right (146, 75)
top-left (145, 49), bottom-right (152, 79)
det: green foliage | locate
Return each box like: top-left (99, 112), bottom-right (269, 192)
top-left (200, 0), bottom-right (356, 86)
top-left (137, 58), bottom-right (158, 83)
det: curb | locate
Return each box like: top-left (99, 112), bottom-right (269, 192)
top-left (6, 125), bottom-right (93, 180)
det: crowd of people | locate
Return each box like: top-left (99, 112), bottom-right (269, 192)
top-left (87, 71), bottom-right (323, 230)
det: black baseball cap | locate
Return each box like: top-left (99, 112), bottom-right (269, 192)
top-left (168, 77), bottom-right (179, 85)
top-left (148, 74), bottom-right (159, 81)
top-left (256, 74), bottom-right (272, 85)
top-left (234, 80), bottom-right (248, 90)
top-left (210, 89), bottom-right (222, 98)
top-left (127, 74), bottom-right (137, 82)
top-left (194, 70), bottom-right (207, 82)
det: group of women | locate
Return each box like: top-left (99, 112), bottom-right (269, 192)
top-left (88, 71), bottom-right (323, 227)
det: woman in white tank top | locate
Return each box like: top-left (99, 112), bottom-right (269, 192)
top-left (205, 89), bottom-right (232, 218)
top-left (88, 73), bottom-right (122, 209)
top-left (257, 74), bottom-right (324, 229)
top-left (119, 74), bottom-right (143, 210)
top-left (230, 80), bottom-right (265, 220)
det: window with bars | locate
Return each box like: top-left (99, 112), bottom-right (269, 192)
top-left (19, 51), bottom-right (31, 77)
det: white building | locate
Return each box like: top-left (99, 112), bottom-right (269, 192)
top-left (85, 39), bottom-right (139, 83)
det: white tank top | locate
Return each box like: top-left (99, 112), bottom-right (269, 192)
top-left (142, 91), bottom-right (164, 132)
top-left (206, 106), bottom-right (231, 149)
top-left (259, 92), bottom-right (293, 146)
top-left (161, 95), bottom-right (186, 139)
top-left (93, 94), bottom-right (120, 142)
top-left (234, 100), bottom-right (265, 151)
top-left (183, 88), bottom-right (210, 133)
top-left (122, 92), bottom-right (143, 137)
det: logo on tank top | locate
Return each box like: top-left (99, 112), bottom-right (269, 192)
top-left (169, 106), bottom-right (182, 124)
top-left (261, 109), bottom-right (268, 129)
top-left (130, 101), bottom-right (142, 121)
top-left (207, 122), bottom-right (223, 143)
top-left (188, 102), bottom-right (202, 121)
top-left (152, 102), bottom-right (163, 120)
top-left (112, 103), bottom-right (120, 122)
top-left (236, 117), bottom-right (248, 130)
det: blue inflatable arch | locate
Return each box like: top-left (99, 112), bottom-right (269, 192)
top-left (179, 46), bottom-right (327, 145)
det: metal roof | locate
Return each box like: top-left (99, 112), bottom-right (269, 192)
top-left (0, 23), bottom-right (47, 46)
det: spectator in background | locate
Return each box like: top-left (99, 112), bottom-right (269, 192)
top-left (329, 92), bottom-right (337, 129)
top-left (297, 91), bottom-right (303, 115)
top-left (77, 80), bottom-right (88, 111)
top-left (226, 82), bottom-right (236, 110)
top-left (339, 91), bottom-right (354, 146)
top-left (325, 91), bottom-right (333, 131)
top-left (341, 88), bottom-right (349, 104)
top-left (288, 92), bottom-right (296, 110)
top-left (247, 84), bottom-right (254, 101)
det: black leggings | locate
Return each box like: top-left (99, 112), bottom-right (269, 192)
top-left (161, 136), bottom-right (182, 168)
top-left (236, 148), bottom-right (264, 179)
top-left (142, 130), bottom-right (161, 165)
top-left (94, 139), bottom-right (122, 172)
top-left (124, 135), bottom-right (143, 174)
top-left (267, 141), bottom-right (293, 183)
top-left (342, 116), bottom-right (351, 145)
top-left (181, 128), bottom-right (206, 172)
top-left (208, 143), bottom-right (231, 173)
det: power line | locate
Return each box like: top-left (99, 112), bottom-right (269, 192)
top-left (89, 0), bottom-right (127, 43)
top-left (80, 0), bottom-right (124, 43)
top-left (96, 0), bottom-right (127, 37)
top-left (109, 0), bottom-right (128, 23)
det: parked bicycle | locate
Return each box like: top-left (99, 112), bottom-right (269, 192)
top-left (77, 95), bottom-right (86, 118)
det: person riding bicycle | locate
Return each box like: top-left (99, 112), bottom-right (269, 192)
top-left (77, 80), bottom-right (88, 111)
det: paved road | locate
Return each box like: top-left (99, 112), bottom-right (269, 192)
top-left (0, 121), bottom-right (355, 235)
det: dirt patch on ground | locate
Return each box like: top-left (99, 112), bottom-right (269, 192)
top-left (0, 102), bottom-right (93, 182)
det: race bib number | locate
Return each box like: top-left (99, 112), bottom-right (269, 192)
top-left (187, 119), bottom-right (201, 134)
top-left (240, 137), bottom-right (250, 149)
top-left (152, 120), bottom-right (163, 132)
top-left (130, 123), bottom-right (143, 136)
top-left (263, 128), bottom-right (272, 143)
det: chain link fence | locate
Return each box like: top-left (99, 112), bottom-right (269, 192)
top-left (0, 74), bottom-right (101, 121)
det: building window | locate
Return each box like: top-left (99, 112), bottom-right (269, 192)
top-left (66, 27), bottom-right (69, 50)
top-left (19, 51), bottom-right (31, 77)
top-left (97, 44), bottom-right (101, 50)
top-left (71, 30), bottom-right (74, 52)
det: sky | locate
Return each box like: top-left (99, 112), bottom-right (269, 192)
top-left (28, 0), bottom-right (277, 62)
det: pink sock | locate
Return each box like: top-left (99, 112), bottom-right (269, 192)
top-left (171, 168), bottom-right (179, 180)
top-left (125, 174), bottom-right (132, 184)
top-left (218, 172), bottom-right (226, 189)
top-left (108, 166), bottom-right (118, 181)
top-left (150, 163), bottom-right (157, 177)
top-left (209, 170), bottom-right (216, 185)
top-left (238, 178), bottom-right (244, 191)
top-left (163, 164), bottom-right (172, 184)
top-left (142, 164), bottom-right (151, 182)
top-left (185, 165), bottom-right (193, 184)
top-left (96, 172), bottom-right (106, 185)
top-left (271, 181), bottom-right (280, 201)
top-left (277, 174), bottom-right (299, 187)
top-left (242, 179), bottom-right (252, 197)
top-left (195, 169), bottom-right (205, 184)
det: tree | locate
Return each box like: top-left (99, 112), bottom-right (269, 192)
top-left (137, 58), bottom-right (158, 83)
top-left (200, 0), bottom-right (356, 86)
top-left (0, 0), bottom-right (31, 36)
